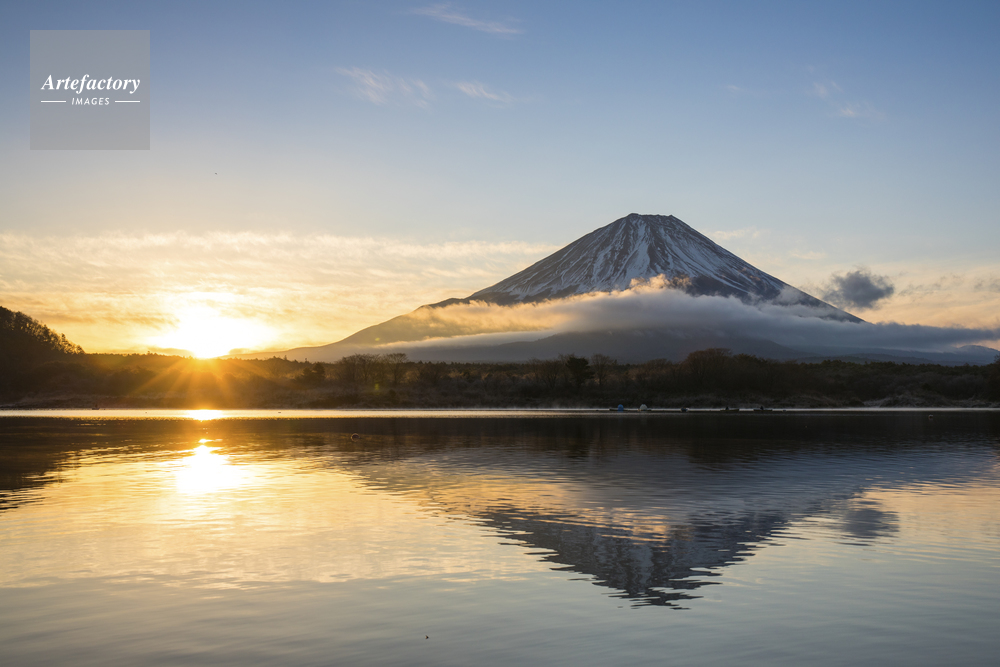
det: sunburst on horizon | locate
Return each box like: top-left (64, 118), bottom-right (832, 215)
top-left (151, 304), bottom-right (272, 358)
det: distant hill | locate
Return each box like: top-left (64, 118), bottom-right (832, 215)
top-left (0, 306), bottom-right (84, 376)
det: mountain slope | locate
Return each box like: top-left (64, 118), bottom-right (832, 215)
top-left (323, 213), bottom-right (858, 351)
top-left (231, 210), bottom-right (1000, 364)
top-left (470, 213), bottom-right (799, 304)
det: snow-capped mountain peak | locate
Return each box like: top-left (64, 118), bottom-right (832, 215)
top-left (470, 213), bottom-right (803, 305)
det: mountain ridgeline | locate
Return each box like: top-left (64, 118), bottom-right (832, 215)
top-left (467, 213), bottom-right (849, 310)
top-left (271, 214), bottom-right (861, 362)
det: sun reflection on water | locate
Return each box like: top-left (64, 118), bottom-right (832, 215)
top-left (175, 443), bottom-right (245, 495)
top-left (186, 410), bottom-right (223, 421)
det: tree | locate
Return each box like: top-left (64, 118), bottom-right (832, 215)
top-left (681, 348), bottom-right (731, 390)
top-left (989, 354), bottom-right (1000, 400)
top-left (357, 353), bottom-right (384, 387)
top-left (384, 352), bottom-right (409, 386)
top-left (531, 358), bottom-right (564, 390)
top-left (263, 356), bottom-right (287, 379)
top-left (0, 306), bottom-right (84, 374)
top-left (297, 362), bottom-right (326, 387)
top-left (590, 353), bottom-right (617, 388)
top-left (335, 355), bottom-right (361, 386)
top-left (417, 361), bottom-right (446, 386)
top-left (563, 354), bottom-right (594, 388)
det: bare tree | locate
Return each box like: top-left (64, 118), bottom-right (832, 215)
top-left (682, 348), bottom-right (731, 389)
top-left (590, 353), bottom-right (617, 388)
top-left (335, 354), bottom-right (362, 386)
top-left (383, 352), bottom-right (409, 386)
top-left (357, 354), bottom-right (385, 386)
top-left (531, 358), bottom-right (564, 390)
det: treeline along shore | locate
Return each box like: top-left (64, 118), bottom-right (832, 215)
top-left (3, 306), bottom-right (999, 409)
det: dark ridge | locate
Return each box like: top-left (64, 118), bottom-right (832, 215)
top-left (1, 306), bottom-right (84, 379)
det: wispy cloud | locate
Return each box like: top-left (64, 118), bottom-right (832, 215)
top-left (973, 277), bottom-right (1000, 293)
top-left (790, 250), bottom-right (827, 261)
top-left (710, 227), bottom-right (763, 242)
top-left (896, 273), bottom-right (967, 297)
top-left (336, 67), bottom-right (432, 107)
top-left (808, 78), bottom-right (883, 121)
top-left (725, 84), bottom-right (766, 98)
top-left (810, 81), bottom-right (842, 99)
top-left (453, 80), bottom-right (514, 105)
top-left (412, 3), bottom-right (522, 35)
top-left (0, 232), bottom-right (557, 353)
top-left (836, 102), bottom-right (885, 120)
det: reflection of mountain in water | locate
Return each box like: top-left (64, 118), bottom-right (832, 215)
top-left (335, 413), bottom-right (997, 606)
top-left (838, 500), bottom-right (899, 542)
top-left (1, 412), bottom-right (997, 605)
top-left (477, 504), bottom-right (785, 606)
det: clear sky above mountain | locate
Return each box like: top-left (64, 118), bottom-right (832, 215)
top-left (1, 1), bottom-right (997, 354)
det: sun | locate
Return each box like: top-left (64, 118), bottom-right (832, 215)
top-left (152, 305), bottom-right (271, 358)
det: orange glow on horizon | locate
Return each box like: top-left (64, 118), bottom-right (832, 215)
top-left (151, 304), bottom-right (273, 358)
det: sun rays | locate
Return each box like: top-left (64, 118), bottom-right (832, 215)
top-left (151, 304), bottom-right (272, 358)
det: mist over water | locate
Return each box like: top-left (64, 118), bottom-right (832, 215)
top-left (1, 412), bottom-right (999, 666)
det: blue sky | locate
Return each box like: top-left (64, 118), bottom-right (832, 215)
top-left (1, 1), bottom-right (998, 353)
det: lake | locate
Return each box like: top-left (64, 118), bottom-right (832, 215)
top-left (1, 410), bottom-right (999, 666)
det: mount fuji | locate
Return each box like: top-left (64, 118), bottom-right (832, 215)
top-left (246, 213), bottom-right (886, 363)
top-left (459, 213), bottom-right (856, 315)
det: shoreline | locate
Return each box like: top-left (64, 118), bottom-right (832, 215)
top-left (2, 406), bottom-right (998, 419)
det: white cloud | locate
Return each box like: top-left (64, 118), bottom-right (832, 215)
top-left (412, 4), bottom-right (522, 36)
top-left (836, 102), bottom-right (885, 120)
top-left (0, 232), bottom-right (557, 353)
top-left (724, 84), bottom-right (771, 98)
top-left (807, 79), bottom-right (884, 121)
top-left (810, 81), bottom-right (842, 99)
top-left (709, 227), bottom-right (762, 241)
top-left (380, 279), bottom-right (1000, 353)
top-left (453, 81), bottom-right (514, 105)
top-left (336, 67), bottom-right (432, 108)
top-left (790, 250), bottom-right (827, 261)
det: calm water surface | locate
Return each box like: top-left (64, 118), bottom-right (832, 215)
top-left (1, 410), bottom-right (998, 665)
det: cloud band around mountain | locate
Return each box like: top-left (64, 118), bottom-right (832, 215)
top-left (382, 278), bottom-right (1000, 354)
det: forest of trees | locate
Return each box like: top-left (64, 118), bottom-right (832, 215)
top-left (1, 306), bottom-right (85, 385)
top-left (2, 306), bottom-right (999, 409)
top-left (2, 346), bottom-right (999, 409)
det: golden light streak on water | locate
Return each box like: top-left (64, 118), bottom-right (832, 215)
top-left (186, 409), bottom-right (223, 421)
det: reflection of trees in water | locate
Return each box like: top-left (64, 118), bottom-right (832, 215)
top-left (0, 419), bottom-right (84, 511)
